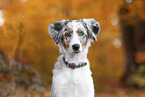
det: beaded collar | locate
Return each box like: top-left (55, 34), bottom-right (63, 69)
top-left (63, 57), bottom-right (87, 69)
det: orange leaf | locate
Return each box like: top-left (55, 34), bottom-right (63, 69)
top-left (7, 95), bottom-right (16, 97)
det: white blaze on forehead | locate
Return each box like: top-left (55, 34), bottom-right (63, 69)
top-left (65, 21), bottom-right (87, 35)
top-left (66, 21), bottom-right (86, 53)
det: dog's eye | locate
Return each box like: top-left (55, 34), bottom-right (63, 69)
top-left (79, 31), bottom-right (84, 36)
top-left (65, 33), bottom-right (71, 37)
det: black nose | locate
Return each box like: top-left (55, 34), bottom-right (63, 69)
top-left (72, 44), bottom-right (80, 51)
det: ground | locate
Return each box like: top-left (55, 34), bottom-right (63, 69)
top-left (4, 80), bottom-right (145, 97)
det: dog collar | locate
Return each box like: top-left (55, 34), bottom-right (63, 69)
top-left (63, 57), bottom-right (87, 69)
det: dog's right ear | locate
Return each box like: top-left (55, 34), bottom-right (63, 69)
top-left (49, 19), bottom-right (68, 44)
top-left (81, 18), bottom-right (100, 41)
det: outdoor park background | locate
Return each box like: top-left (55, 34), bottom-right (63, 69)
top-left (0, 0), bottom-right (145, 97)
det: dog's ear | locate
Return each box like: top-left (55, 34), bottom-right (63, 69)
top-left (49, 19), bottom-right (68, 44)
top-left (81, 18), bottom-right (100, 41)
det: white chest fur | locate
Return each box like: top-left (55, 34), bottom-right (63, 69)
top-left (50, 55), bottom-right (95, 97)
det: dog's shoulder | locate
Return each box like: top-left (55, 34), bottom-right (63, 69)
top-left (53, 55), bottom-right (65, 70)
top-left (57, 55), bottom-right (64, 62)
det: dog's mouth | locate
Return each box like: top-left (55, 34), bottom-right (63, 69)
top-left (73, 50), bottom-right (80, 53)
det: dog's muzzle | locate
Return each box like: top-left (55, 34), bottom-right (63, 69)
top-left (72, 44), bottom-right (80, 53)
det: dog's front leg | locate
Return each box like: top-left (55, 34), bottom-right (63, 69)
top-left (50, 90), bottom-right (66, 97)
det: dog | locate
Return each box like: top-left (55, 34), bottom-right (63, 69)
top-left (49, 18), bottom-right (100, 97)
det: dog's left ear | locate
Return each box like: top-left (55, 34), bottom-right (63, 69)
top-left (49, 19), bottom-right (68, 44)
top-left (81, 18), bottom-right (100, 41)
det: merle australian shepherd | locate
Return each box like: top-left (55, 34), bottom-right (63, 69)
top-left (49, 18), bottom-right (100, 97)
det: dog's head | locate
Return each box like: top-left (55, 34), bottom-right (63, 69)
top-left (49, 18), bottom-right (100, 54)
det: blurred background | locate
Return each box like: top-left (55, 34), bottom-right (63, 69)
top-left (0, 0), bottom-right (145, 97)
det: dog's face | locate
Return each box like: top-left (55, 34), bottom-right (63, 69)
top-left (49, 18), bottom-right (100, 54)
top-left (61, 21), bottom-right (90, 53)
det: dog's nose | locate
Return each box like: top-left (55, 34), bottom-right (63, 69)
top-left (72, 44), bottom-right (80, 51)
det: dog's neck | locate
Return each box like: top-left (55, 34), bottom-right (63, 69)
top-left (63, 50), bottom-right (88, 64)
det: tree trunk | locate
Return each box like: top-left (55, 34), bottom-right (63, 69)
top-left (119, 0), bottom-right (145, 88)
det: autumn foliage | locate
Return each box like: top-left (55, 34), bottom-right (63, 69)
top-left (0, 0), bottom-right (145, 97)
